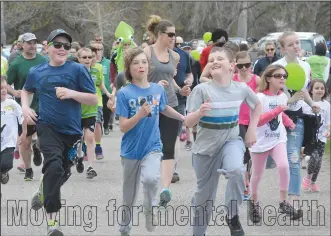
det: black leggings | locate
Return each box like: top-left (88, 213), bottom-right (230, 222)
top-left (37, 123), bottom-right (81, 213)
top-left (306, 141), bottom-right (325, 183)
top-left (102, 94), bottom-right (114, 130)
top-left (159, 107), bottom-right (180, 160)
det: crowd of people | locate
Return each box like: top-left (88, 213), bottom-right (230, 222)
top-left (1, 15), bottom-right (331, 236)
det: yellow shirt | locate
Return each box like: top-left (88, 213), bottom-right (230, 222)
top-left (1, 56), bottom-right (8, 76)
top-left (92, 63), bottom-right (104, 107)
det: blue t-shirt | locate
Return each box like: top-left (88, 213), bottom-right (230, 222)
top-left (24, 61), bottom-right (96, 135)
top-left (174, 47), bottom-right (191, 104)
top-left (116, 83), bottom-right (167, 160)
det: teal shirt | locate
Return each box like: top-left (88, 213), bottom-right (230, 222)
top-left (100, 57), bottom-right (111, 93)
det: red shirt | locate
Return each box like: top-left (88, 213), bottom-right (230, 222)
top-left (199, 45), bottom-right (213, 71)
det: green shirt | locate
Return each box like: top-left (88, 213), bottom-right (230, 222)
top-left (6, 54), bottom-right (47, 112)
top-left (307, 55), bottom-right (329, 81)
top-left (99, 57), bottom-right (111, 93)
top-left (81, 65), bottom-right (103, 118)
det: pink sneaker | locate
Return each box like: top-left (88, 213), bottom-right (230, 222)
top-left (302, 177), bottom-right (310, 191)
top-left (311, 183), bottom-right (320, 192)
top-left (14, 150), bottom-right (20, 159)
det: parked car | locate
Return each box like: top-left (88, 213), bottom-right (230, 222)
top-left (229, 37), bottom-right (248, 45)
top-left (258, 32), bottom-right (329, 59)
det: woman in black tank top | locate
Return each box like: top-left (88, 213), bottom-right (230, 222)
top-left (144, 15), bottom-right (190, 208)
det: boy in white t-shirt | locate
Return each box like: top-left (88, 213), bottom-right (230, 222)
top-left (1, 76), bottom-right (25, 189)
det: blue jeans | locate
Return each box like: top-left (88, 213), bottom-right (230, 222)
top-left (286, 118), bottom-right (304, 196)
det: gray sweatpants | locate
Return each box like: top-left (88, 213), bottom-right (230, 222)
top-left (119, 151), bottom-right (162, 234)
top-left (191, 138), bottom-right (246, 236)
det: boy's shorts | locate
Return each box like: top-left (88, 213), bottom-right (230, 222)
top-left (81, 117), bottom-right (96, 132)
top-left (96, 106), bottom-right (103, 124)
top-left (0, 147), bottom-right (15, 173)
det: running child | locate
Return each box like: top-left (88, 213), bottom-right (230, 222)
top-left (185, 46), bottom-right (262, 236)
top-left (116, 47), bottom-right (185, 236)
top-left (301, 79), bottom-right (330, 192)
top-left (248, 64), bottom-right (303, 223)
top-left (1, 76), bottom-right (25, 196)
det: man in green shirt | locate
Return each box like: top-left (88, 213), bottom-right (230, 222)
top-left (6, 32), bottom-right (47, 181)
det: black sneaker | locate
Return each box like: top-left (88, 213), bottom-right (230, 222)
top-left (86, 166), bottom-right (97, 179)
top-left (171, 172), bottom-right (180, 183)
top-left (76, 157), bottom-right (84, 173)
top-left (185, 141), bottom-right (192, 151)
top-left (32, 143), bottom-right (42, 166)
top-left (104, 128), bottom-right (110, 135)
top-left (279, 201), bottom-right (303, 220)
top-left (248, 201), bottom-right (261, 223)
top-left (1, 172), bottom-right (9, 184)
top-left (226, 215), bottom-right (245, 236)
top-left (24, 168), bottom-right (34, 181)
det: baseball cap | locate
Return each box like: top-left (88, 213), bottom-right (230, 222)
top-left (17, 35), bottom-right (24, 42)
top-left (47, 29), bottom-right (72, 43)
top-left (22, 33), bottom-right (37, 42)
top-left (181, 42), bottom-right (192, 49)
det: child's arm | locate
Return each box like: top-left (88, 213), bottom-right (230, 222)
top-left (98, 82), bottom-right (111, 98)
top-left (55, 87), bottom-right (98, 106)
top-left (185, 98), bottom-right (211, 128)
top-left (282, 113), bottom-right (295, 128)
top-left (161, 105), bottom-right (185, 121)
top-left (257, 105), bottom-right (287, 127)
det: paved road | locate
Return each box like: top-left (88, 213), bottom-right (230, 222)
top-left (1, 126), bottom-right (330, 236)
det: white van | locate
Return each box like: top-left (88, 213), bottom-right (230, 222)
top-left (258, 32), bottom-right (329, 59)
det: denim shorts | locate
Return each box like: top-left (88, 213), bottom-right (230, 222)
top-left (96, 106), bottom-right (103, 123)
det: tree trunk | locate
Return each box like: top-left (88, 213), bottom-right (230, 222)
top-left (96, 2), bottom-right (103, 38)
top-left (236, 2), bottom-right (248, 39)
top-left (1, 1), bottom-right (6, 44)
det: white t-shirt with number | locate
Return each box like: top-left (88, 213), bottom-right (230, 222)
top-left (272, 57), bottom-right (311, 112)
top-left (302, 100), bottom-right (330, 143)
top-left (249, 92), bottom-right (288, 153)
top-left (1, 99), bottom-right (24, 152)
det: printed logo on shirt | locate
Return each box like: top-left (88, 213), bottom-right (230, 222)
top-left (102, 66), bottom-right (107, 75)
top-left (3, 105), bottom-right (14, 112)
top-left (265, 100), bottom-right (281, 138)
top-left (128, 94), bottom-right (161, 117)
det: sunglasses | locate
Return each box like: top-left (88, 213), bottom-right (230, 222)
top-left (271, 73), bottom-right (288, 80)
top-left (266, 48), bottom-right (275, 52)
top-left (48, 41), bottom-right (71, 50)
top-left (80, 56), bottom-right (92, 59)
top-left (236, 63), bottom-right (251, 69)
top-left (163, 32), bottom-right (176, 38)
top-left (176, 43), bottom-right (182, 46)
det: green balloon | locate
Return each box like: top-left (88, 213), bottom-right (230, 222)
top-left (191, 50), bottom-right (200, 61)
top-left (285, 63), bottom-right (306, 91)
top-left (203, 32), bottom-right (212, 44)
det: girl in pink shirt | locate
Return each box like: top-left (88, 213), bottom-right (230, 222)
top-left (233, 51), bottom-right (261, 200)
top-left (248, 64), bottom-right (303, 223)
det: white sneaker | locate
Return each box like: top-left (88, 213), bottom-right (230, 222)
top-left (304, 155), bottom-right (311, 162)
top-left (145, 210), bottom-right (158, 232)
